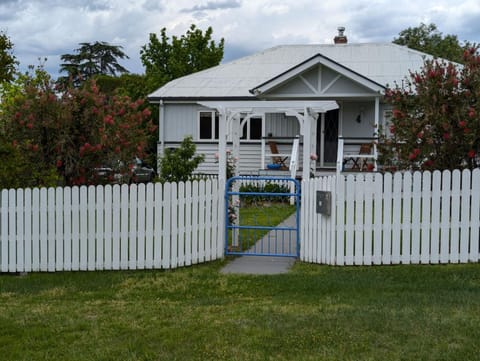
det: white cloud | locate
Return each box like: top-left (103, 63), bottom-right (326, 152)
top-left (181, 0), bottom-right (241, 12)
top-left (1, 0), bottom-right (479, 79)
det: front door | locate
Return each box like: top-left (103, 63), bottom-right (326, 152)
top-left (316, 109), bottom-right (339, 168)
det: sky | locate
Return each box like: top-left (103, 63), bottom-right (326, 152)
top-left (2, 0), bottom-right (480, 79)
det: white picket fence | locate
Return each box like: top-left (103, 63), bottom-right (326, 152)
top-left (0, 180), bottom-right (223, 273)
top-left (4, 169), bottom-right (479, 273)
top-left (301, 169), bottom-right (480, 265)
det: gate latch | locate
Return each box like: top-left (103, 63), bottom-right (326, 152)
top-left (316, 191), bottom-right (331, 216)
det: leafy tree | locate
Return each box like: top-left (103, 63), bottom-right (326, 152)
top-left (378, 47), bottom-right (480, 172)
top-left (140, 24), bottom-right (224, 91)
top-left (1, 66), bottom-right (156, 186)
top-left (94, 73), bottom-right (159, 170)
top-left (95, 73), bottom-right (149, 100)
top-left (0, 134), bottom-right (60, 189)
top-left (0, 30), bottom-right (18, 84)
top-left (158, 136), bottom-right (204, 182)
top-left (0, 65), bottom-right (62, 187)
top-left (393, 23), bottom-right (474, 63)
top-left (58, 41), bottom-right (129, 87)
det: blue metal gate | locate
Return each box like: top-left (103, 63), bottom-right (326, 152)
top-left (225, 176), bottom-right (301, 257)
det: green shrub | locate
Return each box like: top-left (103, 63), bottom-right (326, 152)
top-left (239, 182), bottom-right (290, 204)
top-left (0, 137), bottom-right (60, 189)
top-left (158, 136), bottom-right (205, 182)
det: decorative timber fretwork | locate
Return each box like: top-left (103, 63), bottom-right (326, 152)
top-left (267, 65), bottom-right (375, 98)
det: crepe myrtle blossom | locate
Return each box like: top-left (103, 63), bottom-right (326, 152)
top-left (378, 51), bottom-right (480, 171)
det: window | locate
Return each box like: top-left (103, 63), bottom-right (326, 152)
top-left (199, 111), bottom-right (219, 140)
top-left (383, 110), bottom-right (393, 137)
top-left (198, 112), bottom-right (262, 141)
top-left (240, 116), bottom-right (262, 140)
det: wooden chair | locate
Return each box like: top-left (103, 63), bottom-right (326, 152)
top-left (268, 141), bottom-right (288, 169)
top-left (350, 143), bottom-right (372, 171)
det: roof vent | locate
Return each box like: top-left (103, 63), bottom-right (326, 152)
top-left (334, 26), bottom-right (347, 44)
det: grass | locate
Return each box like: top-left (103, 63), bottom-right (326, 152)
top-left (1, 262), bottom-right (480, 360)
top-left (228, 202), bottom-right (296, 251)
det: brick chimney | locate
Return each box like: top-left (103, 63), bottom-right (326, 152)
top-left (334, 26), bottom-right (347, 44)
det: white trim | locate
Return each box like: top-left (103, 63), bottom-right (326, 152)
top-left (383, 109), bottom-right (394, 137)
top-left (197, 100), bottom-right (338, 114)
top-left (319, 113), bottom-right (325, 167)
top-left (317, 65), bottom-right (323, 92)
top-left (374, 97), bottom-right (380, 171)
top-left (158, 100), bottom-right (165, 155)
top-left (197, 110), bottom-right (219, 141)
top-left (239, 115), bottom-right (263, 140)
top-left (299, 74), bottom-right (319, 94)
top-left (252, 54), bottom-right (385, 95)
top-left (261, 114), bottom-right (266, 169)
top-left (338, 100), bottom-right (344, 137)
top-left (262, 93), bottom-right (382, 98)
top-left (321, 74), bottom-right (342, 94)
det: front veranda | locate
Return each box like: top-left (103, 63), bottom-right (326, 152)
top-left (191, 99), bottom-right (381, 178)
top-left (196, 100), bottom-right (341, 182)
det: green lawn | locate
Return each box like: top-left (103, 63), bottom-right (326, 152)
top-left (229, 203), bottom-right (296, 251)
top-left (1, 262), bottom-right (480, 360)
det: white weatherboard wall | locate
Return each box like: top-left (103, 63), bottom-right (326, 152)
top-left (0, 180), bottom-right (223, 273)
top-left (301, 169), bottom-right (480, 265)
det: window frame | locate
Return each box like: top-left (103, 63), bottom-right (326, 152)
top-left (383, 110), bottom-right (393, 137)
top-left (197, 111), bottom-right (219, 141)
top-left (240, 116), bottom-right (263, 141)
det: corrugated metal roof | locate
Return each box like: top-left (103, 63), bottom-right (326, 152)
top-left (148, 43), bottom-right (434, 100)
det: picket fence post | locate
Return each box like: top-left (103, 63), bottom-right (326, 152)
top-left (391, 172), bottom-right (402, 264)
top-left (104, 185), bottom-right (113, 270)
top-left (335, 175), bottom-right (345, 266)
top-left (401, 172), bottom-right (412, 264)
top-left (430, 171), bottom-right (442, 264)
top-left (460, 169), bottom-right (471, 263)
top-left (177, 181), bottom-right (186, 267)
top-left (153, 182), bottom-right (163, 269)
top-left (471, 169), bottom-right (480, 262)
top-left (145, 183), bottom-right (154, 269)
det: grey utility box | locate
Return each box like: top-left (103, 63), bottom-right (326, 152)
top-left (316, 191), bottom-right (331, 216)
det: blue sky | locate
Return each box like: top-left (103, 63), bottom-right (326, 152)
top-left (2, 0), bottom-right (480, 79)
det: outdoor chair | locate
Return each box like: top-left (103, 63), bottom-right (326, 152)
top-left (345, 143), bottom-right (372, 171)
top-left (268, 141), bottom-right (289, 170)
top-left (353, 143), bottom-right (372, 170)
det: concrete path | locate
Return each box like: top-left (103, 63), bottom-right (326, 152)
top-left (221, 213), bottom-right (297, 275)
top-left (220, 255), bottom-right (295, 275)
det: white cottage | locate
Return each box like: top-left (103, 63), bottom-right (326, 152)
top-left (148, 28), bottom-right (434, 180)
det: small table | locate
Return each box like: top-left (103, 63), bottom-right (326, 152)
top-left (343, 154), bottom-right (375, 171)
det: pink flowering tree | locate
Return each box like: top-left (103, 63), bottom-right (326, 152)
top-left (2, 66), bottom-right (156, 186)
top-left (378, 47), bottom-right (480, 171)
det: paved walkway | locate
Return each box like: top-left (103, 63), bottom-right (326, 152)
top-left (220, 255), bottom-right (295, 275)
top-left (221, 213), bottom-right (297, 275)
